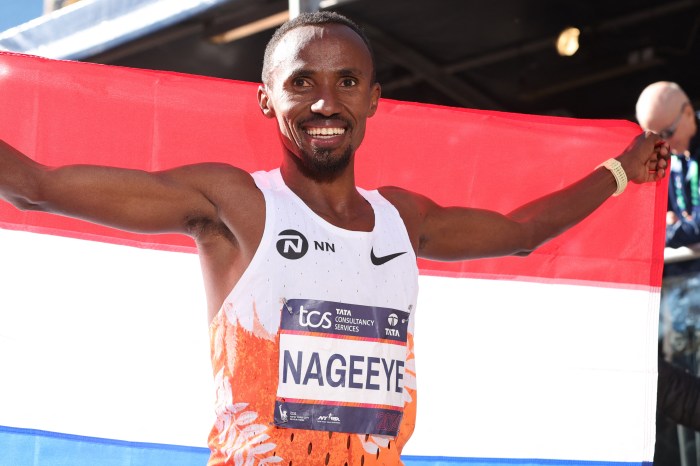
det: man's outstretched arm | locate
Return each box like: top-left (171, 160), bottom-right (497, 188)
top-left (0, 139), bottom-right (252, 237)
top-left (382, 131), bottom-right (669, 261)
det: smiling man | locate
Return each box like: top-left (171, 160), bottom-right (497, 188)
top-left (259, 19), bottom-right (380, 181)
top-left (0, 11), bottom-right (670, 466)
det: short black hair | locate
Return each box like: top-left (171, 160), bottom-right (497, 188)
top-left (261, 11), bottom-right (376, 85)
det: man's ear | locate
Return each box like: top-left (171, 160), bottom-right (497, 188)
top-left (257, 85), bottom-right (275, 118)
top-left (368, 82), bottom-right (381, 117)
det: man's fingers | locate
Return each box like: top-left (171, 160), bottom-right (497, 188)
top-left (654, 140), bottom-right (671, 158)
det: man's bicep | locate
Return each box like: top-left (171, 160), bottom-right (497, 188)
top-left (36, 163), bottom-right (224, 235)
top-left (382, 186), bottom-right (532, 261)
top-left (418, 203), bottom-right (531, 261)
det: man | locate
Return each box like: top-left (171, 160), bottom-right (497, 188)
top-left (0, 11), bottom-right (669, 466)
top-left (636, 81), bottom-right (700, 247)
top-left (637, 82), bottom-right (700, 464)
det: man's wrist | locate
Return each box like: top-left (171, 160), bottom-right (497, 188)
top-left (597, 158), bottom-right (628, 196)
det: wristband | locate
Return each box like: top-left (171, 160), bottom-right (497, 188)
top-left (598, 158), bottom-right (627, 197)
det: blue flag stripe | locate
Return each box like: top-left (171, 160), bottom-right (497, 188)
top-left (0, 425), bottom-right (649, 466)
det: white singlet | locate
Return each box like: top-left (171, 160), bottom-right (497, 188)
top-left (207, 168), bottom-right (419, 466)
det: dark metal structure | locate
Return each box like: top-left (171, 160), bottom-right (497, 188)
top-left (77, 0), bottom-right (700, 121)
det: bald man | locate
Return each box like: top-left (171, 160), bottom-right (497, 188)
top-left (637, 82), bottom-right (697, 155)
top-left (637, 83), bottom-right (700, 465)
top-left (637, 82), bottom-right (700, 247)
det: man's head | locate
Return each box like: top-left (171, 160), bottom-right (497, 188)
top-left (636, 81), bottom-right (697, 155)
top-left (261, 12), bottom-right (376, 87)
top-left (257, 12), bottom-right (381, 179)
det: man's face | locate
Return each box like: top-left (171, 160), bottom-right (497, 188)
top-left (258, 23), bottom-right (381, 177)
top-left (667, 104), bottom-right (697, 155)
top-left (648, 101), bottom-right (697, 155)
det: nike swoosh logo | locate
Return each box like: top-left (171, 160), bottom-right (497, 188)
top-left (370, 248), bottom-right (407, 266)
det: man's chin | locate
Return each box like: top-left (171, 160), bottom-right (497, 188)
top-left (299, 146), bottom-right (353, 179)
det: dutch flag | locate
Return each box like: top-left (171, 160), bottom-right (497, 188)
top-left (0, 52), bottom-right (664, 466)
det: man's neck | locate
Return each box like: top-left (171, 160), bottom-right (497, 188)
top-left (280, 159), bottom-right (374, 232)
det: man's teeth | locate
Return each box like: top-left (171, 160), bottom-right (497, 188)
top-left (306, 127), bottom-right (345, 136)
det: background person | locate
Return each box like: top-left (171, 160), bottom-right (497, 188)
top-left (637, 81), bottom-right (700, 248)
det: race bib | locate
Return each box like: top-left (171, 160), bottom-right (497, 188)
top-left (274, 299), bottom-right (410, 437)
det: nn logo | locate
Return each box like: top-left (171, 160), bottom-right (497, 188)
top-left (277, 229), bottom-right (308, 260)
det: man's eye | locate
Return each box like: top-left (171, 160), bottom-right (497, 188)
top-left (292, 78), bottom-right (310, 87)
top-left (340, 78), bottom-right (357, 87)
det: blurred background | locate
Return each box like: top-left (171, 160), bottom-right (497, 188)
top-left (1, 0), bottom-right (699, 120)
top-left (2, 1), bottom-right (700, 465)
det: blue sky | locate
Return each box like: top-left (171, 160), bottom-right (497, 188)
top-left (0, 1), bottom-right (44, 32)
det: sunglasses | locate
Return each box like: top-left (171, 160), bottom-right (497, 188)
top-left (659, 102), bottom-right (689, 140)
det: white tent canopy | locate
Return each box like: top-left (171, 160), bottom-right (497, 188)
top-left (0, 0), bottom-right (232, 59)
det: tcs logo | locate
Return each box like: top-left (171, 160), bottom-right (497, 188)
top-left (276, 229), bottom-right (308, 259)
top-left (299, 305), bottom-right (332, 329)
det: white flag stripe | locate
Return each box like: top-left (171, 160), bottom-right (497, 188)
top-left (0, 228), bottom-right (213, 447)
top-left (409, 275), bottom-right (658, 462)
top-left (0, 228), bottom-right (657, 463)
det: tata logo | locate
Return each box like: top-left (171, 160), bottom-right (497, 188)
top-left (299, 305), bottom-right (332, 329)
top-left (276, 229), bottom-right (308, 259)
top-left (387, 313), bottom-right (398, 327)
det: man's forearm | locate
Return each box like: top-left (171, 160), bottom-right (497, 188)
top-left (0, 140), bottom-right (46, 211)
top-left (506, 164), bottom-right (617, 251)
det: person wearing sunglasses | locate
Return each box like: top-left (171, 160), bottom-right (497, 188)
top-left (637, 82), bottom-right (700, 248)
top-left (637, 82), bottom-right (700, 465)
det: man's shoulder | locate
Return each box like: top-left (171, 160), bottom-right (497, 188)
top-left (377, 185), bottom-right (431, 207)
top-left (177, 161), bottom-right (253, 176)
top-left (169, 162), bottom-right (259, 190)
top-left (377, 185), bottom-right (435, 222)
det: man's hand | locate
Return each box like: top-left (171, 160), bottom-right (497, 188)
top-left (667, 210), bottom-right (680, 226)
top-left (617, 131), bottom-right (670, 184)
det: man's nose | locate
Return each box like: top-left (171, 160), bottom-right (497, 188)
top-left (310, 88), bottom-right (341, 116)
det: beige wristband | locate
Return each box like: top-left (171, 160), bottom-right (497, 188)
top-left (598, 158), bottom-right (627, 197)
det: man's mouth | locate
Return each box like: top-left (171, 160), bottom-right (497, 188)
top-left (305, 127), bottom-right (346, 137)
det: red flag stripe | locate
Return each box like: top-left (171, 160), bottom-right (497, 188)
top-left (0, 52), bottom-right (666, 287)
